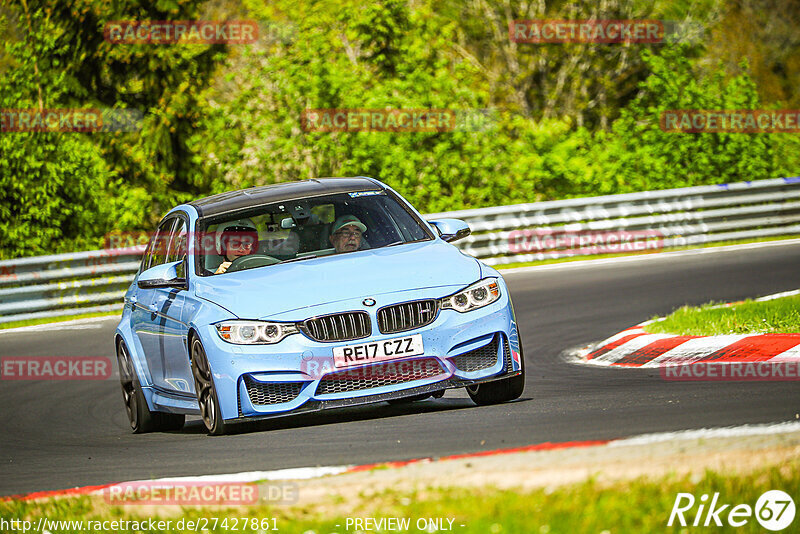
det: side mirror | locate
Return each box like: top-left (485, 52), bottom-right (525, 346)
top-left (429, 219), bottom-right (471, 243)
top-left (137, 260), bottom-right (187, 290)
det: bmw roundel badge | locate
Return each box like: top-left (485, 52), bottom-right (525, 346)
top-left (362, 298), bottom-right (376, 307)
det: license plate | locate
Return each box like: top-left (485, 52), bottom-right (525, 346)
top-left (333, 334), bottom-right (424, 368)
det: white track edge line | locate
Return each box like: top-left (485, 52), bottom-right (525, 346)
top-left (93, 466), bottom-right (352, 493)
top-left (609, 421), bottom-right (800, 447)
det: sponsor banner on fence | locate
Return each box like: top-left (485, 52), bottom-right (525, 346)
top-left (661, 362), bottom-right (800, 381)
top-left (661, 110), bottom-right (800, 133)
top-left (102, 480), bottom-right (298, 505)
top-left (301, 108), bottom-right (499, 133)
top-left (0, 108), bottom-right (143, 133)
top-left (507, 229), bottom-right (664, 255)
top-left (1, 357), bottom-right (112, 380)
top-left (104, 20), bottom-right (259, 44)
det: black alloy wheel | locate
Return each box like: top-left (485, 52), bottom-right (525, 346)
top-left (191, 338), bottom-right (229, 435)
top-left (117, 340), bottom-right (184, 433)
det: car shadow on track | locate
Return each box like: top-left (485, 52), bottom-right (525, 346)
top-left (175, 396), bottom-right (533, 436)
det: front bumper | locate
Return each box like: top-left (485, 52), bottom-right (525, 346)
top-left (199, 284), bottom-right (523, 421)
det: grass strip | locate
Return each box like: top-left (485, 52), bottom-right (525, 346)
top-left (646, 295), bottom-right (800, 336)
top-left (2, 458), bottom-right (797, 533)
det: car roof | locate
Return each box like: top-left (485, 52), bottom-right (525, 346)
top-left (188, 177), bottom-right (384, 217)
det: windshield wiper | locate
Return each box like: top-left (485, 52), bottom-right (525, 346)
top-left (383, 240), bottom-right (405, 248)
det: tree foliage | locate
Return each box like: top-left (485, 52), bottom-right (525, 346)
top-left (0, 0), bottom-right (225, 257)
top-left (0, 0), bottom-right (798, 258)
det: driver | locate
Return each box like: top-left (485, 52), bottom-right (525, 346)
top-left (215, 225), bottom-right (259, 274)
top-left (329, 215), bottom-right (367, 253)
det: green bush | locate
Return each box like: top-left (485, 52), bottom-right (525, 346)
top-left (1, 0), bottom-right (798, 258)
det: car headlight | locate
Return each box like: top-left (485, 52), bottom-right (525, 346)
top-left (440, 278), bottom-right (501, 313)
top-left (215, 320), bottom-right (299, 344)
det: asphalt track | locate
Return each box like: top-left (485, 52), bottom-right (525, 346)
top-left (2, 242), bottom-right (799, 497)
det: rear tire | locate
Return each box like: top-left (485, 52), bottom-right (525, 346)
top-left (191, 338), bottom-right (229, 435)
top-left (117, 340), bottom-right (185, 433)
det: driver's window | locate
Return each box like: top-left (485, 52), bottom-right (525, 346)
top-left (145, 217), bottom-right (177, 271)
top-left (166, 219), bottom-right (187, 278)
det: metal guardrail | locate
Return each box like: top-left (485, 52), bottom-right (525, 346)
top-left (0, 247), bottom-right (144, 324)
top-left (428, 176), bottom-right (800, 264)
top-left (1, 177), bottom-right (799, 324)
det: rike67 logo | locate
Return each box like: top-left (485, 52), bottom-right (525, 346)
top-left (668, 490), bottom-right (795, 531)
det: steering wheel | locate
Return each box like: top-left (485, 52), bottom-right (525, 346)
top-left (226, 254), bottom-right (281, 272)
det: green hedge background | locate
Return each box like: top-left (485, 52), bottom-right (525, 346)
top-left (1, 0), bottom-right (799, 258)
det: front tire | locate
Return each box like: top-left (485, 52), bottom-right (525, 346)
top-left (387, 389), bottom-right (445, 405)
top-left (387, 392), bottom-right (432, 405)
top-left (466, 368), bottom-right (525, 405)
top-left (117, 340), bottom-right (184, 433)
top-left (191, 338), bottom-right (229, 435)
top-left (466, 338), bottom-right (525, 406)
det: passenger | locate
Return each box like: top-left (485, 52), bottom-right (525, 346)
top-left (329, 215), bottom-right (367, 253)
top-left (215, 225), bottom-right (259, 274)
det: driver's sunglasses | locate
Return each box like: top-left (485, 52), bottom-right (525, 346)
top-left (228, 239), bottom-right (255, 250)
top-left (334, 230), bottom-right (362, 239)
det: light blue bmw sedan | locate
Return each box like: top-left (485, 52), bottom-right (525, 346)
top-left (115, 177), bottom-right (524, 434)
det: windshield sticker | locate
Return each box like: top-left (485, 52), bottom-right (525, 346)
top-left (348, 191), bottom-right (383, 198)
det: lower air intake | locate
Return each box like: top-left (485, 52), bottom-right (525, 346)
top-left (451, 335), bottom-right (501, 372)
top-left (245, 377), bottom-right (304, 405)
top-left (315, 357), bottom-right (444, 395)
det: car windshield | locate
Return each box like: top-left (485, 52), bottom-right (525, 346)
top-left (195, 190), bottom-right (433, 275)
